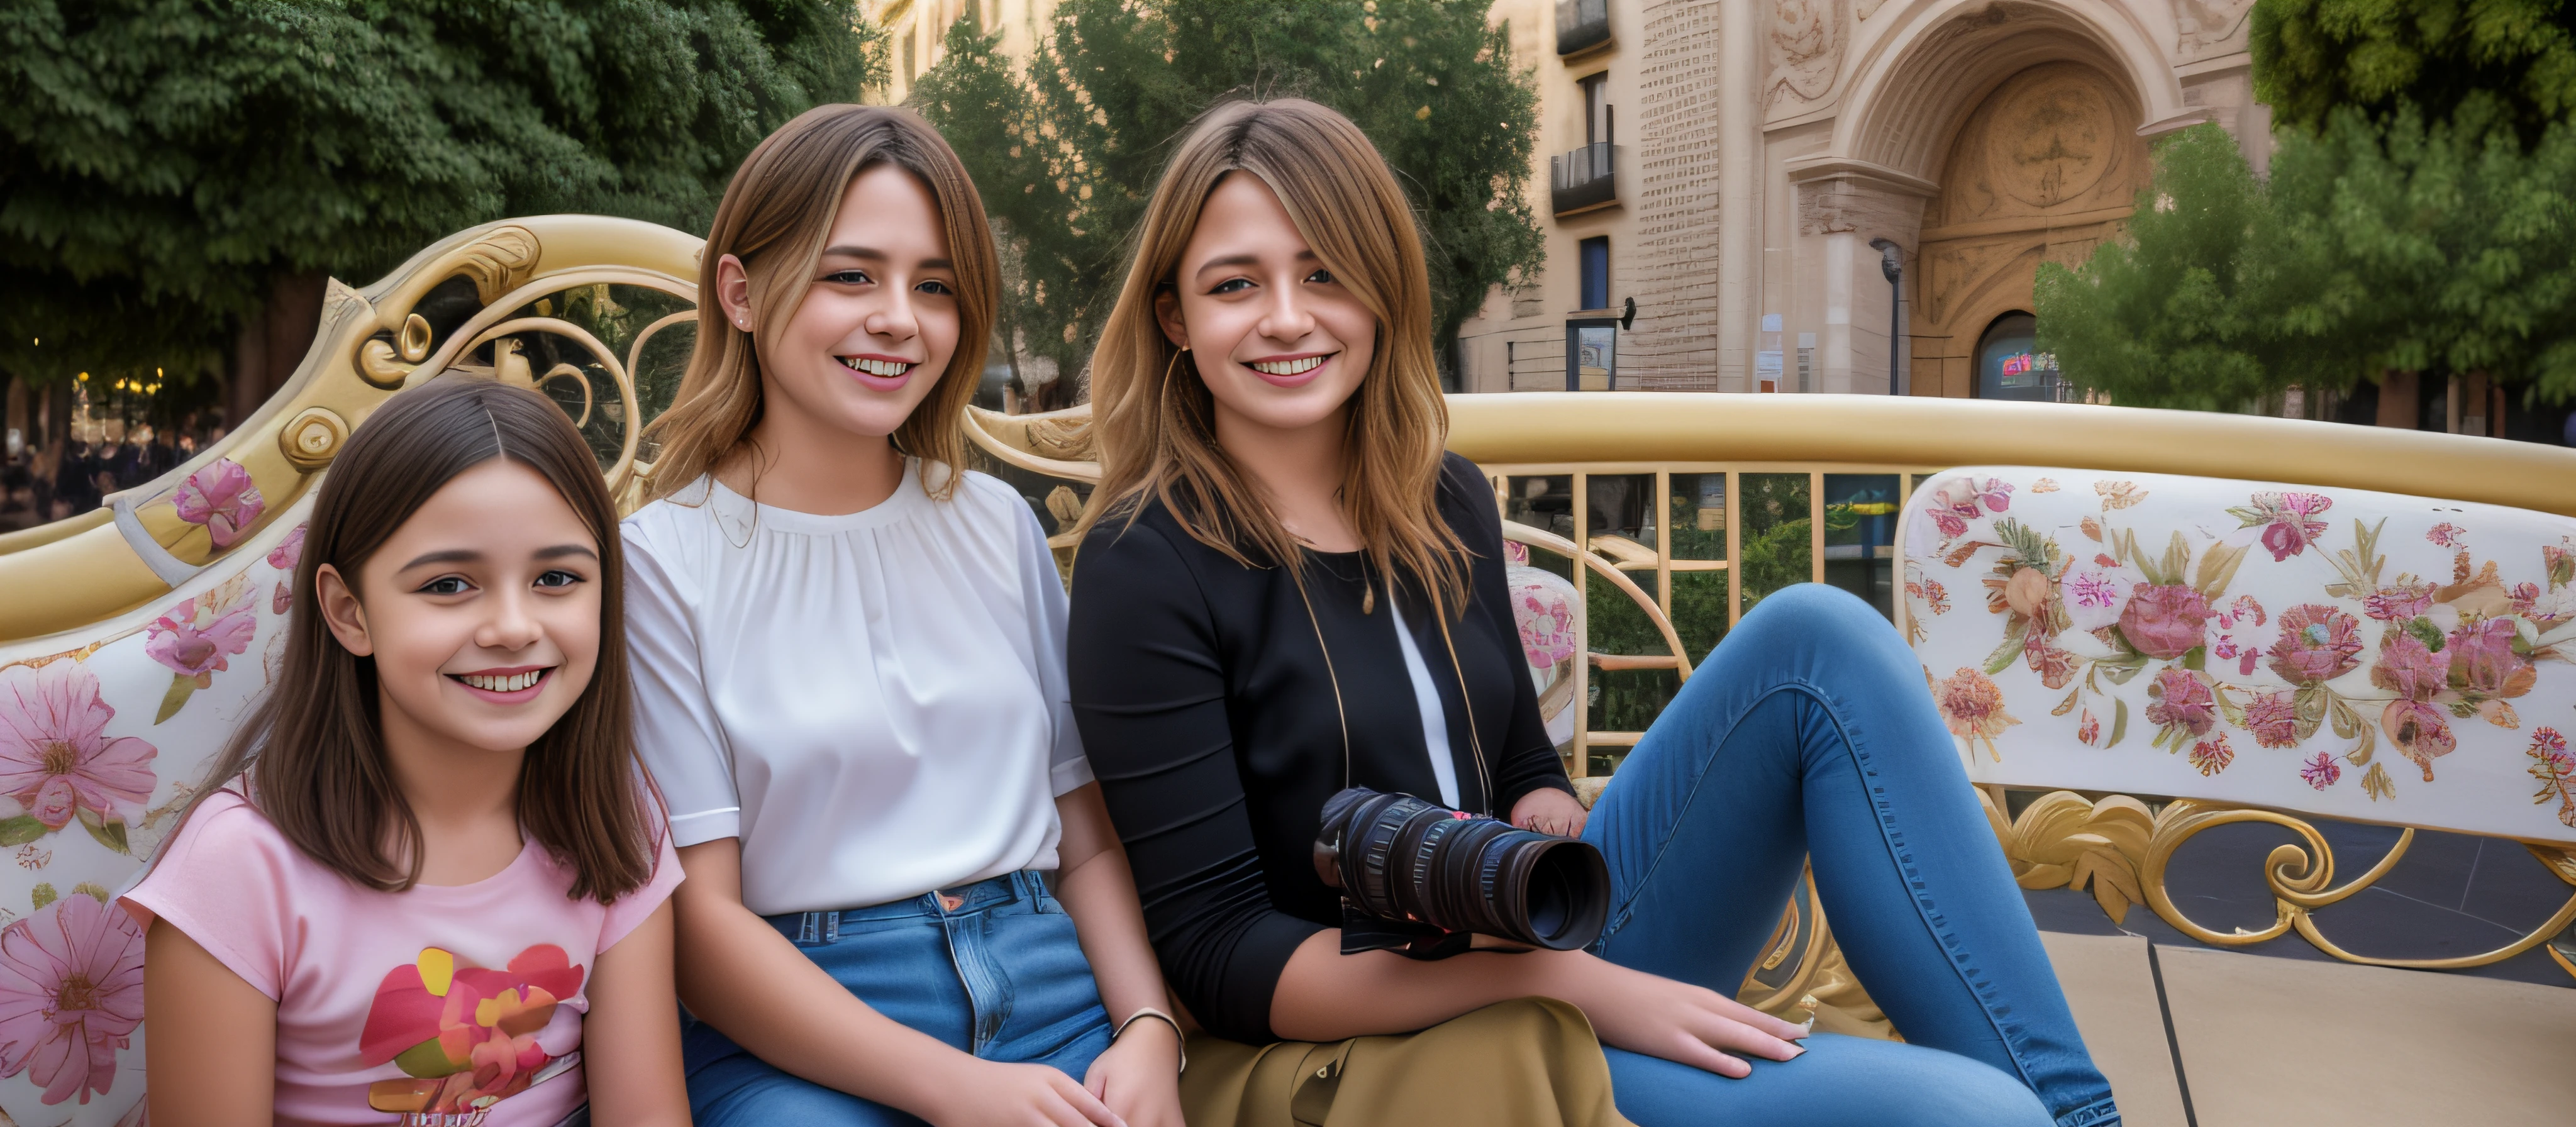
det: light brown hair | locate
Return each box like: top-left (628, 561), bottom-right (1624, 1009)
top-left (642, 104), bottom-right (999, 502)
top-left (192, 375), bottom-right (657, 902)
top-left (1080, 99), bottom-right (1467, 610)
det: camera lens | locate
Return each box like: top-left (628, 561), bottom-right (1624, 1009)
top-left (1314, 786), bottom-right (1607, 953)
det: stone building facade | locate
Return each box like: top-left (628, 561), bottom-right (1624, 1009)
top-left (1457, 0), bottom-right (2272, 399)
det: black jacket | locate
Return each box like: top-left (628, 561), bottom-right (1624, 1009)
top-left (1068, 453), bottom-right (1572, 1043)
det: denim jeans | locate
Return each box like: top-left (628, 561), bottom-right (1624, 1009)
top-left (1583, 584), bottom-right (2120, 1127)
top-left (683, 870), bottom-right (1113, 1126)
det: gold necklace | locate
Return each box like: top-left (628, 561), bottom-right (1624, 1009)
top-left (1289, 558), bottom-right (1494, 811)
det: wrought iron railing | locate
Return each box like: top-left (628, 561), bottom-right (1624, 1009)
top-left (1550, 141), bottom-right (1619, 216)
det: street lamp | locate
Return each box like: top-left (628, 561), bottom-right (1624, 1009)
top-left (1868, 238), bottom-right (1903, 396)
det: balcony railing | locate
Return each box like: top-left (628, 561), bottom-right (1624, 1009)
top-left (1555, 0), bottom-right (1610, 56)
top-left (1551, 142), bottom-right (1620, 215)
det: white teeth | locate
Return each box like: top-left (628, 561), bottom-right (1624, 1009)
top-left (841, 357), bottom-right (913, 377)
top-left (1251, 356), bottom-right (1326, 377)
top-left (460, 671), bottom-right (543, 693)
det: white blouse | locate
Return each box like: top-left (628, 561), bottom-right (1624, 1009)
top-left (621, 461), bottom-right (1092, 916)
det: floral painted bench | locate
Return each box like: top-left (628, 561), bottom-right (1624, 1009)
top-left (8, 216), bottom-right (2576, 1121)
top-left (1906, 468), bottom-right (2576, 967)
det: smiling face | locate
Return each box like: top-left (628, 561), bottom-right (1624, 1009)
top-left (315, 458), bottom-right (602, 757)
top-left (1155, 172), bottom-right (1378, 439)
top-left (716, 162), bottom-right (961, 448)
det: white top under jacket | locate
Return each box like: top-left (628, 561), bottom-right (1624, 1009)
top-left (621, 461), bottom-right (1093, 916)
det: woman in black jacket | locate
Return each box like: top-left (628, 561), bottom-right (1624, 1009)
top-left (1069, 98), bottom-right (2118, 1127)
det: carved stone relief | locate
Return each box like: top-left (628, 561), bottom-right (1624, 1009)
top-left (2173, 0), bottom-right (2255, 59)
top-left (1931, 63), bottom-right (2145, 228)
top-left (1768, 0), bottom-right (1846, 106)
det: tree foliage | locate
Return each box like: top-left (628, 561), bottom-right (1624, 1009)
top-left (1, 0), bottom-right (882, 385)
top-left (909, 0), bottom-right (1542, 399)
top-left (2253, 0), bottom-right (2576, 143)
top-left (2041, 1), bottom-right (2576, 411)
top-left (2039, 113), bottom-right (2576, 408)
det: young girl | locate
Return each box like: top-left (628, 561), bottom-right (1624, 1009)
top-left (1068, 99), bottom-right (2122, 1127)
top-left (126, 375), bottom-right (687, 1127)
top-left (623, 104), bottom-right (1183, 1127)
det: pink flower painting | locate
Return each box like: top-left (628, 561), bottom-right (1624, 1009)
top-left (2245, 692), bottom-right (2301, 748)
top-left (2425, 523), bottom-right (2466, 548)
top-left (2370, 630), bottom-right (2448, 702)
top-left (1933, 667), bottom-right (2018, 759)
top-left (2266, 605), bottom-right (2362, 686)
top-left (2189, 733), bottom-right (2235, 777)
top-left (0, 892), bottom-right (145, 1105)
top-left (1514, 587), bottom-right (1578, 669)
top-left (2446, 618), bottom-right (2535, 703)
top-left (145, 591), bottom-right (258, 685)
top-left (2363, 582), bottom-right (2436, 621)
top-left (2301, 752), bottom-right (2343, 791)
top-left (2145, 668), bottom-right (2216, 741)
top-left (267, 523), bottom-right (308, 614)
top-left (2077, 710), bottom-right (2102, 747)
top-left (2119, 584), bottom-right (2211, 660)
top-left (2228, 492), bottom-right (2332, 562)
top-left (2529, 727), bottom-right (2575, 828)
top-left (2382, 699), bottom-right (2457, 781)
top-left (170, 458), bottom-right (265, 550)
top-left (0, 663), bottom-right (156, 833)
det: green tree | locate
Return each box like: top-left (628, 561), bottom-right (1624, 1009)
top-left (2253, 0), bottom-right (2576, 142)
top-left (1, 0), bottom-right (880, 413)
top-left (910, 0), bottom-right (1541, 402)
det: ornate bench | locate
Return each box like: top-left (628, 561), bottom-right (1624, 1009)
top-left (5, 216), bottom-right (2575, 1121)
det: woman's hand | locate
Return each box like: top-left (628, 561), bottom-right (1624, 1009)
top-left (1537, 951), bottom-right (1809, 1078)
top-left (1084, 1018), bottom-right (1185, 1127)
top-left (926, 1057), bottom-right (1128, 1127)
top-left (1511, 786), bottom-right (1589, 837)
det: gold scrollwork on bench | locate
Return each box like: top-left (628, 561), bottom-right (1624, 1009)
top-left (1988, 789), bottom-right (2576, 979)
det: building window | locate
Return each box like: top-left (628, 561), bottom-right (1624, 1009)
top-left (1566, 318), bottom-right (1618, 391)
top-left (1580, 72), bottom-right (1611, 146)
top-left (1974, 312), bottom-right (2064, 401)
top-left (1579, 236), bottom-right (1610, 311)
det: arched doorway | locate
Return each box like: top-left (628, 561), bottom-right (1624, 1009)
top-left (1911, 61), bottom-right (2148, 397)
top-left (1973, 311), bottom-right (2066, 401)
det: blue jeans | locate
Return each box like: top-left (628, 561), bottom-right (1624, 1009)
top-left (684, 871), bottom-right (1113, 1126)
top-left (1584, 584), bottom-right (2119, 1127)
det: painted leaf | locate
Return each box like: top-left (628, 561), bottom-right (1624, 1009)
top-left (2106, 699), bottom-right (2129, 748)
top-left (30, 883), bottom-right (56, 911)
top-left (2194, 541), bottom-right (2250, 598)
top-left (0, 817), bottom-right (46, 848)
top-left (155, 673), bottom-right (197, 724)
top-left (81, 816), bottom-right (128, 855)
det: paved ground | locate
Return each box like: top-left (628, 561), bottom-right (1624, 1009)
top-left (2021, 811), bottom-right (2574, 1125)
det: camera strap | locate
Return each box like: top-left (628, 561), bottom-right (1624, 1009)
top-left (1290, 553), bottom-right (1495, 816)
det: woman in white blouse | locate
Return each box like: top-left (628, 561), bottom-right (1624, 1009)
top-left (621, 106), bottom-right (1183, 1127)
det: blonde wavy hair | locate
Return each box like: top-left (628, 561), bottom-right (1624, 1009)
top-left (642, 104), bottom-right (997, 502)
top-left (1079, 99), bottom-right (1468, 611)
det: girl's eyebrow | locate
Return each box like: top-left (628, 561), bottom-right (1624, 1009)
top-left (399, 545), bottom-right (593, 569)
top-left (401, 548), bottom-right (482, 570)
top-left (1194, 249), bottom-right (1321, 280)
top-left (819, 245), bottom-right (953, 270)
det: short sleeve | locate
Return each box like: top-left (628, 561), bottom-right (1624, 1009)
top-left (621, 518), bottom-right (743, 846)
top-left (1014, 497), bottom-right (1094, 797)
top-left (597, 827), bottom-right (684, 953)
top-left (119, 792), bottom-right (296, 1000)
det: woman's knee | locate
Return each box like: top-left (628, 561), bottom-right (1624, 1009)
top-left (1604, 1035), bottom-right (2054, 1127)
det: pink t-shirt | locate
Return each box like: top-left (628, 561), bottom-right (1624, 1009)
top-left (121, 790), bottom-right (680, 1127)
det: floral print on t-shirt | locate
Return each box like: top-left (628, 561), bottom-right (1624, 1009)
top-left (357, 944), bottom-right (584, 1122)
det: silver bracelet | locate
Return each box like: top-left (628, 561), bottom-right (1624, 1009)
top-left (1112, 1006), bottom-right (1187, 1073)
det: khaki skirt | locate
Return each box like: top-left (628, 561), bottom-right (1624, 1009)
top-left (1180, 997), bottom-right (1635, 1127)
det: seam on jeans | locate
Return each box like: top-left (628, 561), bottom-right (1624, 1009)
top-left (1596, 680), bottom-right (1813, 947)
top-left (1794, 674), bottom-right (2053, 1098)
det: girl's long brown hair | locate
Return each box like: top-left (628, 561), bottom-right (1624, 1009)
top-left (192, 375), bottom-right (657, 902)
top-left (641, 104), bottom-right (999, 502)
top-left (1079, 99), bottom-right (1467, 611)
